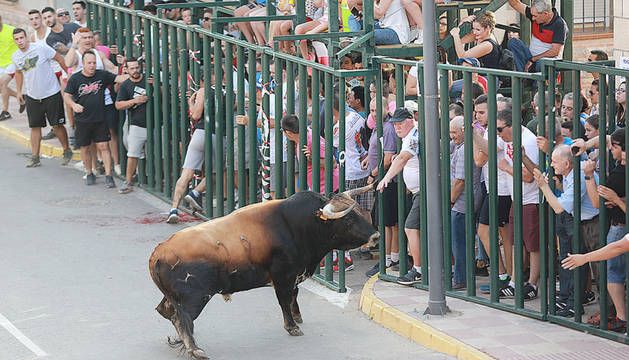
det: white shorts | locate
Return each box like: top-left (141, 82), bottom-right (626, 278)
top-left (127, 125), bottom-right (147, 159)
top-left (183, 129), bottom-right (205, 170)
top-left (0, 64), bottom-right (15, 76)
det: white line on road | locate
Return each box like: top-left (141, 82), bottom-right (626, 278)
top-left (300, 279), bottom-right (351, 309)
top-left (0, 313), bottom-right (47, 357)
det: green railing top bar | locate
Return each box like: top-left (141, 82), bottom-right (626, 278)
top-left (137, 11), bottom-right (197, 30)
top-left (213, 15), bottom-right (295, 23)
top-left (540, 59), bottom-right (627, 77)
top-left (87, 0), bottom-right (135, 14)
top-left (154, 1), bottom-right (241, 9)
top-left (273, 32), bottom-right (364, 42)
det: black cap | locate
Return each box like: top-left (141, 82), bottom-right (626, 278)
top-left (389, 107), bottom-right (413, 122)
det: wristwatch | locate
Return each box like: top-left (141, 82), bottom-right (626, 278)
top-left (584, 176), bottom-right (592, 180)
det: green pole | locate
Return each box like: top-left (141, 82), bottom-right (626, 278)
top-left (440, 68), bottom-right (452, 291)
top-left (463, 71), bottom-right (476, 295)
top-left (285, 61), bottom-right (295, 197)
top-left (247, 49), bottom-right (258, 204)
top-left (170, 25), bottom-right (181, 197)
top-left (375, 64), bottom-right (386, 277)
top-left (487, 75), bottom-right (499, 303)
top-left (161, 22), bottom-right (172, 197)
top-left (512, 77), bottom-right (524, 309)
top-left (571, 70), bottom-right (582, 322)
top-left (311, 69), bottom-right (320, 194)
top-left (298, 64), bottom-right (308, 191)
top-left (151, 19), bottom-right (163, 194)
top-left (324, 72), bottom-right (334, 281)
top-left (203, 35), bottom-right (214, 218)
top-left (536, 73), bottom-right (548, 316)
top-left (236, 46), bottom-right (246, 208)
top-left (144, 16), bottom-right (155, 190)
top-left (214, 38), bottom-right (225, 215)
top-left (417, 66), bottom-right (428, 285)
top-left (274, 56), bottom-right (285, 198)
top-left (225, 42), bottom-right (235, 212)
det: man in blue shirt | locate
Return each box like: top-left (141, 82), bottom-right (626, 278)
top-left (533, 145), bottom-right (599, 317)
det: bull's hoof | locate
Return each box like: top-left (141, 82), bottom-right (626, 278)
top-left (292, 313), bottom-right (303, 324)
top-left (287, 327), bottom-right (304, 336)
top-left (190, 349), bottom-right (209, 359)
top-left (167, 336), bottom-right (183, 348)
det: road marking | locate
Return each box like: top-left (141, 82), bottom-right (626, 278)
top-left (0, 313), bottom-right (47, 357)
top-left (300, 279), bottom-right (351, 309)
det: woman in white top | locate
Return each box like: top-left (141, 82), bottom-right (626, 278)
top-left (373, 0), bottom-right (410, 45)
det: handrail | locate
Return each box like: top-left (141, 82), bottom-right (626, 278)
top-left (155, 1), bottom-right (241, 9)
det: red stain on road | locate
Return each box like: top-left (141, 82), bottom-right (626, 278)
top-left (135, 212), bottom-right (203, 224)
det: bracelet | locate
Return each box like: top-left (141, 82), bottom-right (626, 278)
top-left (584, 176), bottom-right (592, 180)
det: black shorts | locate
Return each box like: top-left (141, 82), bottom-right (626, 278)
top-left (478, 194), bottom-right (512, 226)
top-left (75, 121), bottom-right (111, 147)
top-left (104, 104), bottom-right (119, 132)
top-left (404, 192), bottom-right (421, 230)
top-left (25, 92), bottom-right (66, 128)
top-left (371, 182), bottom-right (399, 227)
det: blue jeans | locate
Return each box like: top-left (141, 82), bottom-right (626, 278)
top-left (508, 38), bottom-right (542, 72)
top-left (374, 22), bottom-right (400, 45)
top-left (556, 212), bottom-right (586, 310)
top-left (348, 15), bottom-right (363, 32)
top-left (451, 210), bottom-right (467, 285)
top-left (607, 224), bottom-right (627, 284)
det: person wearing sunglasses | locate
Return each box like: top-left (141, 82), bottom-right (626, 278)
top-left (56, 8), bottom-right (71, 25)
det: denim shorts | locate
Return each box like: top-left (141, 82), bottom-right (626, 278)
top-left (607, 224), bottom-right (626, 284)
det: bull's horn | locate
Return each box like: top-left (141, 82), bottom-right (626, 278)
top-left (319, 202), bottom-right (356, 220)
top-left (342, 183), bottom-right (375, 198)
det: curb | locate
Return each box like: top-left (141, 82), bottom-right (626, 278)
top-left (359, 276), bottom-right (493, 360)
top-left (0, 124), bottom-right (81, 161)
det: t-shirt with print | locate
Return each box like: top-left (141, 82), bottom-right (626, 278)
top-left (401, 126), bottom-right (420, 194)
top-left (525, 7), bottom-right (567, 57)
top-left (46, 23), bottom-right (80, 52)
top-left (116, 77), bottom-right (147, 128)
top-left (11, 43), bottom-right (60, 100)
top-left (504, 126), bottom-right (539, 205)
top-left (258, 94), bottom-right (287, 165)
top-left (65, 70), bottom-right (116, 123)
top-left (335, 110), bottom-right (370, 181)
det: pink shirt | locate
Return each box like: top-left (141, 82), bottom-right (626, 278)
top-left (303, 129), bottom-right (339, 193)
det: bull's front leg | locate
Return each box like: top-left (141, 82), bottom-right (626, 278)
top-left (273, 280), bottom-right (303, 336)
top-left (291, 286), bottom-right (303, 324)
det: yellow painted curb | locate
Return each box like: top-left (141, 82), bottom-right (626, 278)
top-left (0, 124), bottom-right (81, 161)
top-left (360, 276), bottom-right (494, 360)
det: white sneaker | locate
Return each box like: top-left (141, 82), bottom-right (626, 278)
top-left (409, 26), bottom-right (419, 43)
top-left (414, 31), bottom-right (423, 45)
top-left (114, 164), bottom-right (122, 176)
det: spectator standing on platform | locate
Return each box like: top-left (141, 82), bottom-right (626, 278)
top-left (0, 15), bottom-right (18, 121)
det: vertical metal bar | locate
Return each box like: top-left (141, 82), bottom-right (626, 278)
top-left (225, 43), bottom-right (235, 212)
top-left (512, 76), bottom-right (524, 309)
top-left (143, 17), bottom-right (155, 190)
top-left (547, 66), bottom-right (557, 315)
top-left (598, 73), bottom-right (608, 331)
top-left (571, 70), bottom-right (583, 322)
top-left (214, 38), bottom-right (225, 215)
top-left (124, 13), bottom-right (133, 57)
top-left (169, 25), bottom-right (180, 197)
top-left (298, 64), bottom-right (308, 191)
top-left (311, 69), bottom-right (320, 194)
top-left (247, 49), bottom-right (258, 204)
top-left (236, 46), bottom-right (246, 209)
top-left (160, 23), bottom-right (171, 196)
top-left (417, 65), bottom-right (428, 285)
top-left (463, 71), bottom-right (476, 296)
top-left (375, 64), bottom-right (385, 276)
top-left (202, 35), bottom-right (214, 218)
top-left (151, 19), bottom-right (163, 194)
top-left (274, 56), bottom-right (285, 199)
top-left (338, 79), bottom-right (347, 284)
top-left (487, 75), bottom-right (499, 303)
top-left (179, 28), bottom-right (189, 167)
top-left (261, 51), bottom-right (270, 202)
top-left (440, 68), bottom-right (452, 291)
top-left (285, 61), bottom-right (296, 197)
top-left (324, 72), bottom-right (334, 282)
top-left (536, 74), bottom-right (548, 317)
top-left (624, 75), bottom-right (629, 336)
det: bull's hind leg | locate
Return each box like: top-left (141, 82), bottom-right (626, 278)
top-left (170, 303), bottom-right (209, 360)
top-left (290, 286), bottom-right (303, 324)
top-left (273, 280), bottom-right (303, 336)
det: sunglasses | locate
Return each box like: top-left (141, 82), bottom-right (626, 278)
top-left (203, 17), bottom-right (211, 21)
top-left (496, 126), bottom-right (508, 133)
top-left (57, 12), bottom-right (70, 16)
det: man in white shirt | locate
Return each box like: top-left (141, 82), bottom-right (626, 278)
top-left (496, 108), bottom-right (541, 301)
top-left (28, 9), bottom-right (50, 46)
top-left (72, 1), bottom-right (88, 28)
top-left (377, 108), bottom-right (422, 285)
top-left (12, 28), bottom-right (72, 168)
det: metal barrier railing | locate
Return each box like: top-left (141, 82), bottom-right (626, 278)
top-left (85, 0), bottom-right (628, 343)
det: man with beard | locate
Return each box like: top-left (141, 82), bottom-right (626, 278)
top-left (115, 58), bottom-right (149, 194)
top-left (42, 7), bottom-right (80, 56)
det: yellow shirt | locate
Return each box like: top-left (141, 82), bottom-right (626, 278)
top-left (0, 24), bottom-right (18, 68)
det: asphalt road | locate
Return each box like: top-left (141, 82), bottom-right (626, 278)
top-left (0, 136), bottom-right (451, 360)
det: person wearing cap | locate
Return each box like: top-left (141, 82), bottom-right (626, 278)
top-left (376, 107), bottom-right (422, 285)
top-left (449, 57), bottom-right (487, 102)
top-left (582, 128), bottom-right (627, 332)
top-left (404, 99), bottom-right (419, 123)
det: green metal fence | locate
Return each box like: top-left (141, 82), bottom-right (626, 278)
top-left (85, 0), bottom-right (628, 344)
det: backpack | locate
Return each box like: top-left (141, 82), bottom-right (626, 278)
top-left (488, 39), bottom-right (515, 71)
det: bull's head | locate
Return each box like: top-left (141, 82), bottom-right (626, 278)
top-left (316, 184), bottom-right (380, 250)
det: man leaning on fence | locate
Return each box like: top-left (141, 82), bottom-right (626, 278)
top-left (376, 107), bottom-right (422, 286)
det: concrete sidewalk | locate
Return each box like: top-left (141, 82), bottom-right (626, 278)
top-left (360, 276), bottom-right (629, 360)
